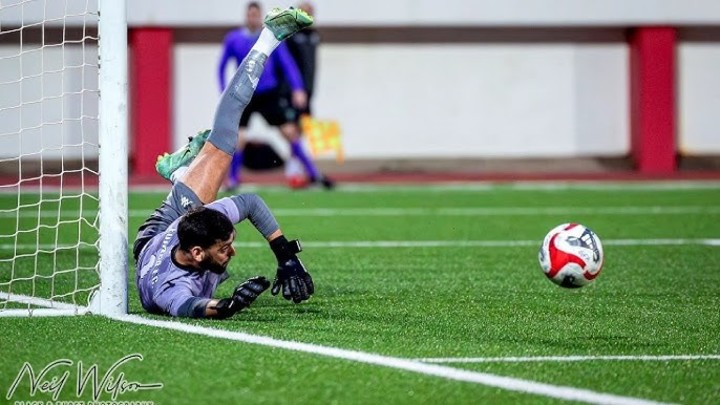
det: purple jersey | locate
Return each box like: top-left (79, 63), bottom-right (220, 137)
top-left (135, 198), bottom-right (243, 317)
top-left (218, 27), bottom-right (304, 94)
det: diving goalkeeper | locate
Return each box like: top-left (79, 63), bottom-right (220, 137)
top-left (133, 7), bottom-right (315, 319)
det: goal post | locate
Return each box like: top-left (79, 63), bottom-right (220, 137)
top-left (0, 0), bottom-right (128, 317)
top-left (92, 0), bottom-right (128, 316)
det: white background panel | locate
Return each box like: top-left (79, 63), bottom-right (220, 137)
top-left (174, 42), bottom-right (628, 159)
top-left (679, 42), bottom-right (720, 154)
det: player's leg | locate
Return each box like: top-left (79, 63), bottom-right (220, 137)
top-left (258, 88), bottom-right (333, 189)
top-left (157, 7), bottom-right (313, 202)
top-left (278, 89), bottom-right (334, 189)
top-left (180, 45), bottom-right (268, 202)
top-left (283, 93), bottom-right (311, 187)
top-left (227, 127), bottom-right (249, 190)
top-left (279, 122), bottom-right (334, 189)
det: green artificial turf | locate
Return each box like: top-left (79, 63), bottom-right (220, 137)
top-left (1, 183), bottom-right (719, 404)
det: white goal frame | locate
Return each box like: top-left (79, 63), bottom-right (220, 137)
top-left (90, 0), bottom-right (129, 316)
top-left (0, 0), bottom-right (128, 317)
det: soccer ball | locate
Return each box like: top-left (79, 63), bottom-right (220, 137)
top-left (538, 223), bottom-right (604, 288)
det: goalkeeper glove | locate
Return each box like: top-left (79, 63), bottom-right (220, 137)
top-left (269, 236), bottom-right (314, 303)
top-left (213, 276), bottom-right (270, 319)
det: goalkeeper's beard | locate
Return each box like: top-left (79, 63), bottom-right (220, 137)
top-left (200, 255), bottom-right (230, 274)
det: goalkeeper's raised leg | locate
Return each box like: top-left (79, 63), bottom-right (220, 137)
top-left (133, 6), bottom-right (315, 320)
top-left (155, 6), bottom-right (314, 201)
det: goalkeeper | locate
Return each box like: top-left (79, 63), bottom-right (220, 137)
top-left (133, 7), bottom-right (314, 319)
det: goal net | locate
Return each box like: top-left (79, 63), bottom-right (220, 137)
top-left (0, 0), bottom-right (127, 317)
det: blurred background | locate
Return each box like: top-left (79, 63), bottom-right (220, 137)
top-left (3, 0), bottom-right (720, 185)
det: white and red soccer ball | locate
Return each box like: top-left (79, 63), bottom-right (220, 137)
top-left (538, 223), bottom-right (604, 288)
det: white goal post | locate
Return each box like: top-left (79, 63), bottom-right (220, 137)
top-left (0, 0), bottom-right (128, 317)
top-left (92, 0), bottom-right (128, 316)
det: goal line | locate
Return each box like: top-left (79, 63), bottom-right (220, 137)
top-left (0, 291), bottom-right (88, 317)
top-left (0, 291), bottom-right (669, 405)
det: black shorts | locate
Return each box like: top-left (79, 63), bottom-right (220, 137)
top-left (132, 182), bottom-right (202, 261)
top-left (239, 88), bottom-right (298, 128)
top-left (280, 91), bottom-right (312, 123)
top-left (293, 104), bottom-right (311, 123)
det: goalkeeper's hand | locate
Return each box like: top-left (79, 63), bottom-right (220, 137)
top-left (213, 276), bottom-right (270, 318)
top-left (232, 276), bottom-right (271, 308)
top-left (269, 237), bottom-right (314, 303)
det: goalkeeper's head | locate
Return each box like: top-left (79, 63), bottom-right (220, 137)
top-left (177, 207), bottom-right (236, 274)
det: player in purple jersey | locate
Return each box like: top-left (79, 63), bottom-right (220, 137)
top-left (133, 6), bottom-right (315, 319)
top-left (218, 2), bottom-right (333, 190)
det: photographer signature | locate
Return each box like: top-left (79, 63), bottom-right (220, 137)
top-left (6, 353), bottom-right (164, 401)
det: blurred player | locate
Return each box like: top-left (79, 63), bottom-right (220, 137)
top-left (134, 7), bottom-right (315, 319)
top-left (218, 2), bottom-right (333, 189)
top-left (285, 2), bottom-right (319, 119)
top-left (282, 2), bottom-right (321, 187)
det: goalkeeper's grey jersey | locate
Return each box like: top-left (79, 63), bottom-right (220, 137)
top-left (136, 198), bottom-right (244, 316)
top-left (136, 194), bottom-right (280, 317)
top-left (135, 198), bottom-right (236, 317)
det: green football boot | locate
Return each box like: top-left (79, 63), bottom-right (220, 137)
top-left (264, 6), bottom-right (314, 41)
top-left (155, 129), bottom-right (210, 181)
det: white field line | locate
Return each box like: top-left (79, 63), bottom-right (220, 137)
top-left (3, 238), bottom-right (720, 251)
top-left (2, 180), bottom-right (720, 194)
top-left (0, 293), bottom-right (671, 405)
top-left (0, 308), bottom-right (87, 317)
top-left (2, 205), bottom-right (720, 218)
top-left (111, 314), bottom-right (672, 405)
top-left (0, 291), bottom-right (88, 317)
top-left (145, 180), bottom-right (720, 192)
top-left (416, 355), bottom-right (720, 364)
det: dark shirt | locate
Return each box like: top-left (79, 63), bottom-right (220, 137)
top-left (286, 28), bottom-right (320, 97)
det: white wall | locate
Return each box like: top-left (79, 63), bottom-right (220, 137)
top-left (4, 40), bottom-right (719, 161)
top-left (4, 0), bottom-right (720, 27)
top-left (174, 42), bottom-right (628, 159)
top-left (0, 44), bottom-right (99, 160)
top-left (3, 0), bottom-right (720, 160)
top-left (679, 42), bottom-right (720, 154)
top-left (130, 0), bottom-right (720, 27)
top-left (0, 0), bottom-right (98, 27)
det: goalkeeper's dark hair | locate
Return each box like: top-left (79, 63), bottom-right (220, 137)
top-left (247, 1), bottom-right (261, 11)
top-left (177, 207), bottom-right (234, 251)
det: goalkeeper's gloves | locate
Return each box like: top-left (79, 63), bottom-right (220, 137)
top-left (213, 276), bottom-right (270, 319)
top-left (269, 236), bottom-right (314, 303)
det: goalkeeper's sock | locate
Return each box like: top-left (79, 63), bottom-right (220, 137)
top-left (252, 28), bottom-right (281, 57)
top-left (290, 140), bottom-right (320, 181)
top-left (170, 166), bottom-right (189, 184)
top-left (207, 50), bottom-right (266, 156)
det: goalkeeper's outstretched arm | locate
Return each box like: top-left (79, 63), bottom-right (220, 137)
top-left (208, 193), bottom-right (316, 305)
top-left (169, 276), bottom-right (271, 319)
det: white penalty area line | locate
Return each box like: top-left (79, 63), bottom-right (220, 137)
top-left (416, 355), bottom-right (720, 364)
top-left (264, 238), bottom-right (720, 248)
top-left (4, 238), bottom-right (720, 252)
top-left (191, 181), bottom-right (720, 192)
top-left (3, 205), bottom-right (720, 219)
top-left (78, 179), bottom-right (720, 192)
top-left (4, 180), bottom-right (720, 195)
top-left (0, 292), bottom-right (671, 405)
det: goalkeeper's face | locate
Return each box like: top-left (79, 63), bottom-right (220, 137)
top-left (199, 232), bottom-right (236, 274)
